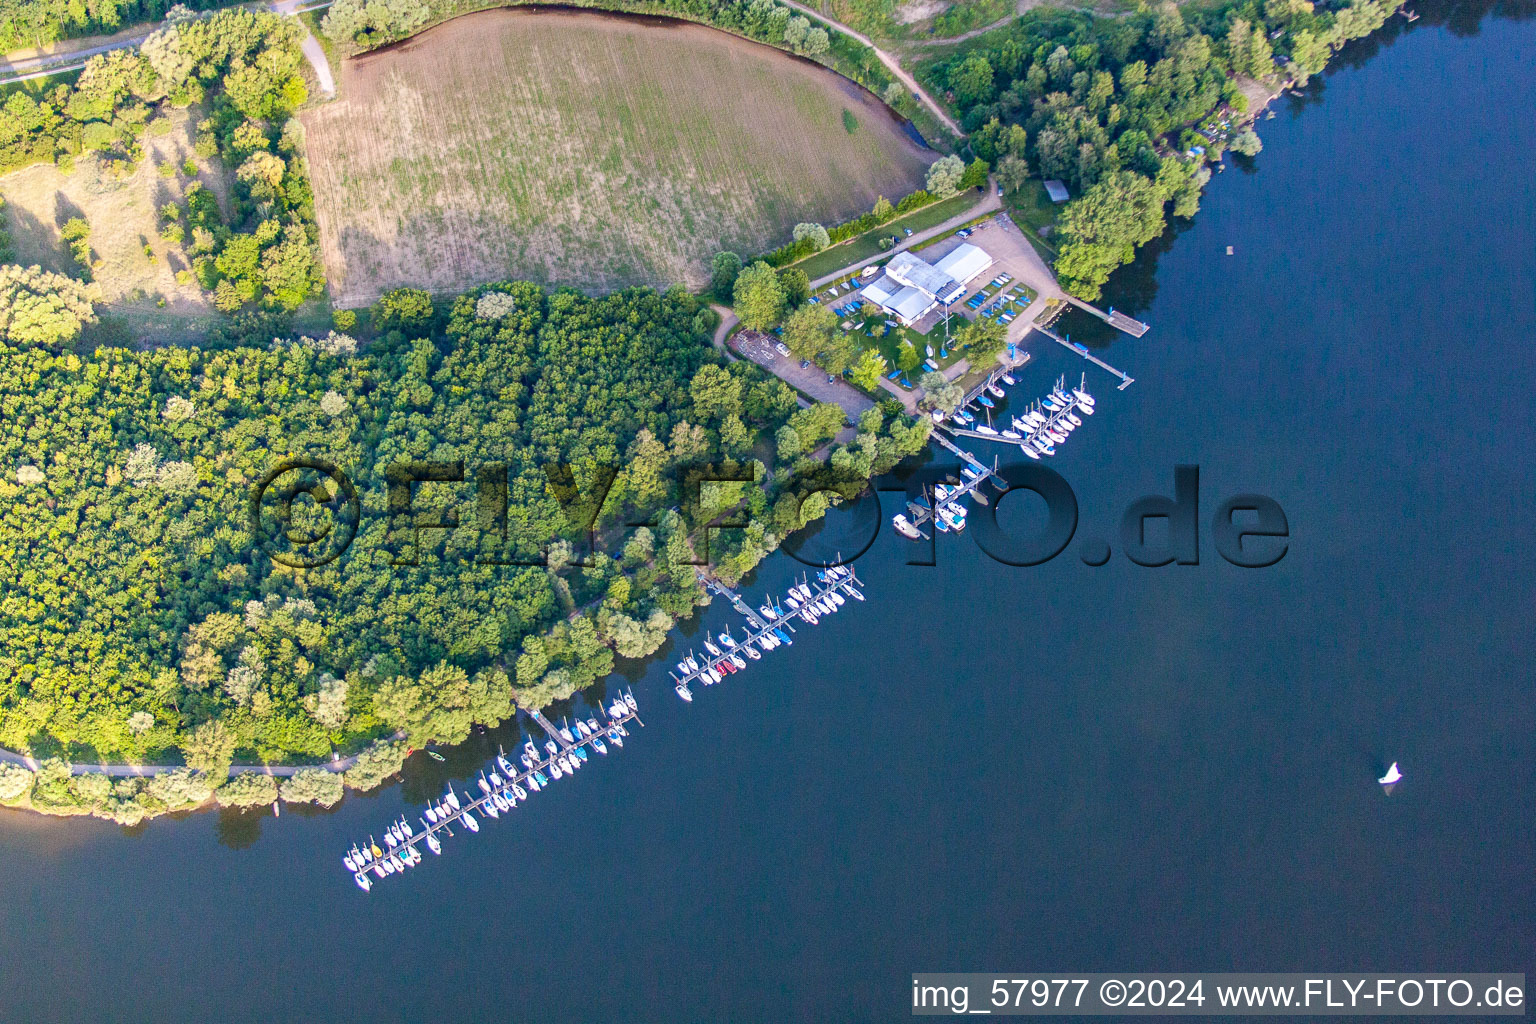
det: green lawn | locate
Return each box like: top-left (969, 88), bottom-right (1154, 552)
top-left (1006, 180), bottom-right (1063, 256)
top-left (791, 188), bottom-right (986, 281)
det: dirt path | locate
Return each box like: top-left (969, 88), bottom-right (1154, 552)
top-left (710, 304), bottom-right (740, 353)
top-left (904, 0), bottom-right (1062, 48)
top-left (778, 0), bottom-right (963, 137)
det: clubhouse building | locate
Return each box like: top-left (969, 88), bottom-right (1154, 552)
top-left (859, 243), bottom-right (994, 326)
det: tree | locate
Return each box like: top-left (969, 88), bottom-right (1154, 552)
top-left (850, 349), bottom-right (888, 391)
top-left (343, 740), bottom-right (407, 790)
top-left (710, 251), bottom-right (743, 301)
top-left (872, 195), bottom-right (894, 221)
top-left (0, 265), bottom-right (97, 348)
top-left (793, 222), bottom-right (830, 251)
top-left (1054, 171), bottom-right (1168, 301)
top-left (949, 53), bottom-right (995, 105)
top-left (775, 424), bottom-right (802, 462)
top-left (215, 771), bottom-right (278, 808)
top-left (1229, 128), bottom-right (1263, 156)
top-left (182, 719), bottom-right (236, 777)
top-left (925, 155), bottom-right (966, 198)
top-left (997, 153), bottom-right (1031, 194)
top-left (374, 287), bottom-right (434, 333)
top-left (918, 370), bottom-right (963, 413)
top-left (279, 767), bottom-right (344, 807)
top-left (959, 158), bottom-right (990, 190)
top-left (882, 81), bottom-right (905, 106)
top-left (777, 267), bottom-right (810, 308)
top-left (783, 302), bottom-right (836, 360)
top-left (690, 363), bottom-right (743, 421)
top-left (896, 339), bottom-right (921, 373)
top-left (956, 316), bottom-right (1006, 364)
top-left (732, 261), bottom-right (785, 330)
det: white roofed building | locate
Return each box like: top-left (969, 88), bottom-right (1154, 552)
top-left (933, 243), bottom-right (993, 289)
top-left (860, 241), bottom-right (994, 326)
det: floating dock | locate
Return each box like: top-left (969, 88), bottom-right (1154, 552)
top-left (342, 695), bottom-right (643, 890)
top-left (1064, 296), bottom-right (1150, 337)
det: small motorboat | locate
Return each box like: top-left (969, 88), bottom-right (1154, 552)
top-left (607, 728), bottom-right (624, 747)
top-left (533, 771), bottom-right (549, 786)
top-left (685, 656), bottom-right (699, 673)
top-left (773, 628), bottom-right (792, 646)
top-left (977, 394), bottom-right (995, 408)
top-left (445, 788), bottom-right (461, 811)
top-left (591, 733), bottom-right (608, 755)
top-left (497, 755), bottom-right (515, 777)
top-left (625, 691), bottom-right (637, 711)
top-left (481, 799), bottom-right (500, 819)
top-left (355, 872), bottom-right (372, 892)
top-left (717, 632), bottom-right (736, 648)
top-left (892, 513), bottom-right (921, 539)
top-left (1378, 762), bottom-right (1403, 792)
top-left (1001, 372), bottom-right (1017, 385)
top-left (759, 602), bottom-right (775, 619)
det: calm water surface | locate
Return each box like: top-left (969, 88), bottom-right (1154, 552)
top-left (2, 7), bottom-right (1533, 1022)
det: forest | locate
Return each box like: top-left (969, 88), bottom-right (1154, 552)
top-left (920, 0), bottom-right (1403, 299)
top-left (0, 278), bottom-right (929, 823)
top-left (0, 8), bottom-right (323, 320)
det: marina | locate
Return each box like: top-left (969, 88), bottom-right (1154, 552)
top-left (341, 693), bottom-right (643, 891)
top-left (675, 567), bottom-right (868, 701)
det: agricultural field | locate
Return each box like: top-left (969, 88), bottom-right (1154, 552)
top-left (299, 8), bottom-right (935, 307)
top-left (0, 109), bottom-right (226, 339)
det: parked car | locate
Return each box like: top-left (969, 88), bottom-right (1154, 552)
top-left (800, 359), bottom-right (810, 369)
top-left (903, 228), bottom-right (913, 237)
top-left (957, 228), bottom-right (971, 238)
top-left (775, 342), bottom-right (790, 357)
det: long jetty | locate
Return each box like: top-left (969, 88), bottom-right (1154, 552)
top-left (1031, 323), bottom-right (1135, 390)
top-left (342, 694), bottom-right (643, 889)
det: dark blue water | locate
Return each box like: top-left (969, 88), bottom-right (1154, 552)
top-left (3, 9), bottom-right (1533, 1022)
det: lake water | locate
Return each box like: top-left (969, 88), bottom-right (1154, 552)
top-left (2, 5), bottom-right (1533, 1021)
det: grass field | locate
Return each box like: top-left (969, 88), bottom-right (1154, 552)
top-left (788, 187), bottom-right (981, 280)
top-left (0, 109), bottom-right (227, 338)
top-left (299, 8), bottom-right (935, 306)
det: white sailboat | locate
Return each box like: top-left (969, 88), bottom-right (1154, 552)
top-left (1378, 762), bottom-right (1402, 793)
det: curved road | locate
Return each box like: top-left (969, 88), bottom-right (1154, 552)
top-left (778, 0), bottom-right (964, 137)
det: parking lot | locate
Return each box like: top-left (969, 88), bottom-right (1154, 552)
top-left (728, 329), bottom-right (876, 422)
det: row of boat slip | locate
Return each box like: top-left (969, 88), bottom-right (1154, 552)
top-left (671, 565), bottom-right (866, 702)
top-left (341, 692), bottom-right (642, 892)
top-left (1000, 373), bottom-right (1097, 460)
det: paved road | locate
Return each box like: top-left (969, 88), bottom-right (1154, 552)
top-left (778, 0), bottom-right (963, 137)
top-left (807, 183), bottom-right (1001, 290)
